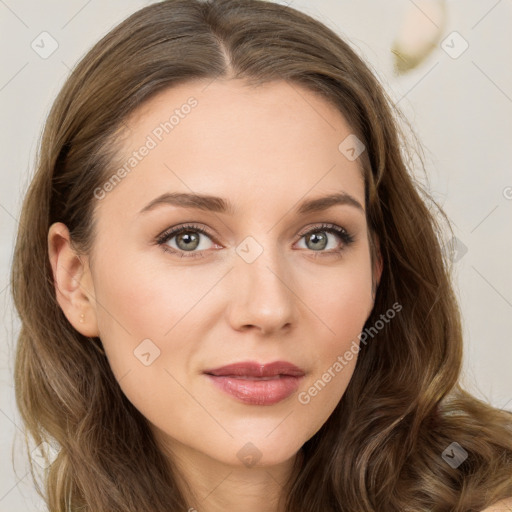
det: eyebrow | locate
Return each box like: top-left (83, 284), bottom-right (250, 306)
top-left (138, 191), bottom-right (365, 216)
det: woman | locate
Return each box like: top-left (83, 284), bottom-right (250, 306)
top-left (11, 0), bottom-right (512, 510)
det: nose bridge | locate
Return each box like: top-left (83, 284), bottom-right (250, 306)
top-left (227, 234), bottom-right (296, 333)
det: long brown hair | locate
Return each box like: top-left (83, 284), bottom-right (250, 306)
top-left (11, 1), bottom-right (512, 510)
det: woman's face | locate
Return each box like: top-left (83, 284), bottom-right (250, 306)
top-left (75, 79), bottom-right (380, 469)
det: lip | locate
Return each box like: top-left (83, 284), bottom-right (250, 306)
top-left (203, 361), bottom-right (305, 405)
top-left (204, 361), bottom-right (305, 378)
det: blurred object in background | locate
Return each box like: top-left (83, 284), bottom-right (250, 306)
top-left (392, 0), bottom-right (447, 74)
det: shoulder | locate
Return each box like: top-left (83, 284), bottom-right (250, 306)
top-left (481, 497), bottom-right (512, 511)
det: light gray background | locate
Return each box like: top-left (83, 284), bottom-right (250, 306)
top-left (1, 0), bottom-right (511, 510)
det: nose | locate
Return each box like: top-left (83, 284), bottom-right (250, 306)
top-left (225, 242), bottom-right (297, 336)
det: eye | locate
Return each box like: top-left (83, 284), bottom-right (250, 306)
top-left (296, 223), bottom-right (355, 256)
top-left (155, 222), bottom-right (355, 259)
top-left (156, 223), bottom-right (217, 259)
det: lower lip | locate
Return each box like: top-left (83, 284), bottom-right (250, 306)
top-left (205, 374), bottom-right (303, 405)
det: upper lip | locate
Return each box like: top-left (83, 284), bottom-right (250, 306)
top-left (203, 360), bottom-right (305, 378)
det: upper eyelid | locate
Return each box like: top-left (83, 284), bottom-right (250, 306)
top-left (156, 223), bottom-right (214, 244)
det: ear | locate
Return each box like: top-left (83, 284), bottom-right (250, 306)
top-left (48, 222), bottom-right (99, 337)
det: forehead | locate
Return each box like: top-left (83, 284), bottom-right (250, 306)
top-left (96, 79), bottom-right (366, 219)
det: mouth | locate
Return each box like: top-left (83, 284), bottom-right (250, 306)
top-left (203, 360), bottom-right (305, 378)
top-left (203, 361), bottom-right (305, 405)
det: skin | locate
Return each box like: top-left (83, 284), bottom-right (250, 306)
top-left (48, 79), bottom-right (383, 512)
top-left (482, 499), bottom-right (512, 512)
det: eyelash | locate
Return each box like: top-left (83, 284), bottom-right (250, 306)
top-left (155, 222), bottom-right (355, 259)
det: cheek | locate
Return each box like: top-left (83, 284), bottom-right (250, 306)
top-left (306, 256), bottom-right (373, 340)
top-left (90, 249), bottom-right (235, 418)
top-left (89, 257), bottom-right (197, 419)
top-left (92, 247), bottom-right (216, 341)
top-left (296, 261), bottom-right (373, 416)
top-left (90, 251), bottom-right (201, 380)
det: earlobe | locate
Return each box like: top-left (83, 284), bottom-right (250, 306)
top-left (47, 222), bottom-right (99, 337)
